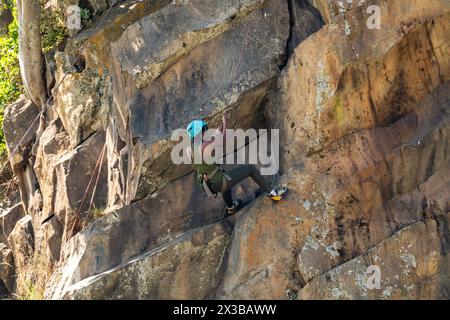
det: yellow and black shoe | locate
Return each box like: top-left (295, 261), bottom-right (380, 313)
top-left (269, 187), bottom-right (288, 201)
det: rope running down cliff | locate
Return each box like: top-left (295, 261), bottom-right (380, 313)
top-left (0, 2), bottom-right (118, 177)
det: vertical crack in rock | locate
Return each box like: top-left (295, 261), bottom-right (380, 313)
top-left (283, 0), bottom-right (296, 68)
top-left (282, 0), bottom-right (325, 68)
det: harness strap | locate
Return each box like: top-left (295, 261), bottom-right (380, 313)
top-left (202, 167), bottom-right (232, 196)
top-left (201, 167), bottom-right (221, 197)
top-left (202, 179), bottom-right (216, 197)
top-left (220, 171), bottom-right (231, 193)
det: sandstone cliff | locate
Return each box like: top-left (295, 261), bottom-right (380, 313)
top-left (0, 0), bottom-right (448, 299)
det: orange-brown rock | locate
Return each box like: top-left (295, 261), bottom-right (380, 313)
top-left (268, 0), bottom-right (449, 160)
top-left (1, 0), bottom-right (448, 300)
top-left (299, 216), bottom-right (450, 299)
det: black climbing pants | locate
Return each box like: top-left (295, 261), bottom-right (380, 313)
top-left (220, 164), bottom-right (271, 208)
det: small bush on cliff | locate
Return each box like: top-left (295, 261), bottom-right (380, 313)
top-left (14, 252), bottom-right (53, 300)
top-left (80, 7), bottom-right (92, 27)
top-left (90, 205), bottom-right (106, 219)
top-left (40, 4), bottom-right (67, 53)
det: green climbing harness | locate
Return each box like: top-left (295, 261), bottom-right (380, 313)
top-left (193, 162), bottom-right (231, 197)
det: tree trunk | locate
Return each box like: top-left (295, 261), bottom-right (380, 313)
top-left (16, 0), bottom-right (47, 108)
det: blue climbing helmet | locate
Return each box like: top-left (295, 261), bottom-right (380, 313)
top-left (187, 119), bottom-right (208, 139)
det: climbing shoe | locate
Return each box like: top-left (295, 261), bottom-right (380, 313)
top-left (269, 187), bottom-right (288, 201)
top-left (226, 199), bottom-right (242, 216)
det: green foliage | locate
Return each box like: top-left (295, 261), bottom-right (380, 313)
top-left (40, 7), bottom-right (68, 53)
top-left (0, 10), bottom-right (21, 155)
top-left (90, 205), bottom-right (106, 219)
top-left (14, 252), bottom-right (51, 300)
top-left (80, 7), bottom-right (92, 27)
top-left (0, 3), bottom-right (69, 156)
top-left (1, 0), bottom-right (14, 11)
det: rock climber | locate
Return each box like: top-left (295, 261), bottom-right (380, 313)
top-left (186, 116), bottom-right (287, 216)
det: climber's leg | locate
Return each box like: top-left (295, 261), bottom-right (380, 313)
top-left (225, 164), bottom-right (271, 193)
top-left (224, 164), bottom-right (288, 201)
top-left (220, 165), bottom-right (262, 215)
top-left (221, 189), bottom-right (233, 208)
top-left (221, 188), bottom-right (242, 216)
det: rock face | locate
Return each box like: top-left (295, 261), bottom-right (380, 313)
top-left (2, 99), bottom-right (40, 212)
top-left (0, 243), bottom-right (15, 295)
top-left (35, 130), bottom-right (108, 243)
top-left (269, 0), bottom-right (449, 161)
top-left (46, 168), bottom-right (263, 299)
top-left (299, 216), bottom-right (450, 299)
top-left (220, 0), bottom-right (450, 299)
top-left (60, 219), bottom-right (234, 299)
top-left (1, 0), bottom-right (449, 300)
top-left (0, 203), bottom-right (25, 244)
top-left (7, 215), bottom-right (34, 276)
